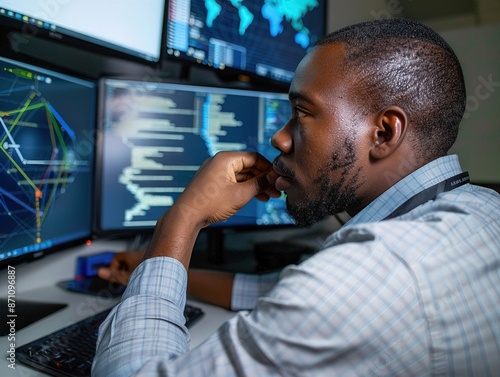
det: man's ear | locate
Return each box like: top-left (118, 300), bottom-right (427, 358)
top-left (370, 106), bottom-right (408, 160)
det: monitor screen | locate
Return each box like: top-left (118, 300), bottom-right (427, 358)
top-left (165, 0), bottom-right (326, 83)
top-left (96, 78), bottom-right (294, 234)
top-left (0, 57), bottom-right (96, 268)
top-left (0, 0), bottom-right (166, 62)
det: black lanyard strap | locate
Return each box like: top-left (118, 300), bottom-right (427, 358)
top-left (384, 171), bottom-right (470, 220)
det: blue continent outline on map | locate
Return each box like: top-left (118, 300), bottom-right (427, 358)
top-left (262, 0), bottom-right (319, 48)
top-left (205, 0), bottom-right (222, 27)
top-left (205, 0), bottom-right (255, 35)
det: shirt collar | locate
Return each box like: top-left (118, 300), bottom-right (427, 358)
top-left (343, 155), bottom-right (464, 228)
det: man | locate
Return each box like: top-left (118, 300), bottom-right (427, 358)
top-left (93, 18), bottom-right (500, 376)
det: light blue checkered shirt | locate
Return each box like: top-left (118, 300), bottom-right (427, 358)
top-left (93, 155), bottom-right (500, 376)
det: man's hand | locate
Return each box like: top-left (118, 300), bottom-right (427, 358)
top-left (144, 152), bottom-right (280, 267)
top-left (97, 251), bottom-right (145, 286)
top-left (175, 151), bottom-right (280, 227)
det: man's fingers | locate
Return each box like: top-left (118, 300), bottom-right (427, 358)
top-left (98, 267), bottom-right (130, 286)
top-left (97, 267), bottom-right (112, 281)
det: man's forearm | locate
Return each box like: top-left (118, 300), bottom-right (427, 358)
top-left (187, 269), bottom-right (235, 309)
top-left (143, 205), bottom-right (203, 269)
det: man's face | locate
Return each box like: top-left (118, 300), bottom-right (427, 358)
top-left (271, 44), bottom-right (371, 226)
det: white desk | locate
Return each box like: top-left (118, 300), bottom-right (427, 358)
top-left (0, 240), bottom-right (236, 376)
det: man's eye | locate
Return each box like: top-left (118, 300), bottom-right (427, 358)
top-left (294, 108), bottom-right (305, 118)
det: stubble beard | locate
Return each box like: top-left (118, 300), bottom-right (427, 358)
top-left (285, 135), bottom-right (363, 227)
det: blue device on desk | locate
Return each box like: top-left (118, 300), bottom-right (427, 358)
top-left (75, 251), bottom-right (117, 279)
top-left (58, 251), bottom-right (126, 297)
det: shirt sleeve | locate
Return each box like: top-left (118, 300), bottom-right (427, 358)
top-left (231, 271), bottom-right (280, 311)
top-left (92, 257), bottom-right (190, 377)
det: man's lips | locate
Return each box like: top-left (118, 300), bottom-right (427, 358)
top-left (272, 163), bottom-right (287, 178)
top-left (273, 159), bottom-right (294, 192)
top-left (275, 176), bottom-right (293, 192)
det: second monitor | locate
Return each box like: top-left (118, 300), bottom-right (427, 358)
top-left (96, 78), bottom-right (294, 234)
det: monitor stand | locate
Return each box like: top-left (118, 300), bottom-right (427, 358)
top-left (206, 228), bottom-right (225, 264)
top-left (193, 228), bottom-right (310, 273)
top-left (0, 299), bottom-right (67, 336)
top-left (191, 228), bottom-right (257, 273)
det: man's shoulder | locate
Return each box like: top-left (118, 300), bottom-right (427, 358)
top-left (320, 187), bottom-right (499, 264)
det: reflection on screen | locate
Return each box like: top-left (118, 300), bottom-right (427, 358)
top-left (97, 78), bottom-right (294, 232)
top-left (0, 57), bottom-right (96, 264)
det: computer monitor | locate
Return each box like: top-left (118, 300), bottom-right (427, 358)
top-left (165, 0), bottom-right (326, 83)
top-left (0, 57), bottom-right (97, 269)
top-left (0, 0), bottom-right (166, 63)
top-left (96, 78), bottom-right (294, 235)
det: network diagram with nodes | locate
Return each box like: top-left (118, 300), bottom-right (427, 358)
top-left (0, 60), bottom-right (95, 256)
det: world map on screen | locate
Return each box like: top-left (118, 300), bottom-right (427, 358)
top-left (204, 0), bottom-right (319, 48)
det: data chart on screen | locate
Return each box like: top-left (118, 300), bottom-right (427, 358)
top-left (97, 79), bottom-right (293, 232)
top-left (0, 57), bottom-right (96, 260)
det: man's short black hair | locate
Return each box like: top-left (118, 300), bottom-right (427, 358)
top-left (317, 18), bottom-right (466, 161)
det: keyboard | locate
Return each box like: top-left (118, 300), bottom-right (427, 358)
top-left (17, 304), bottom-right (204, 377)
